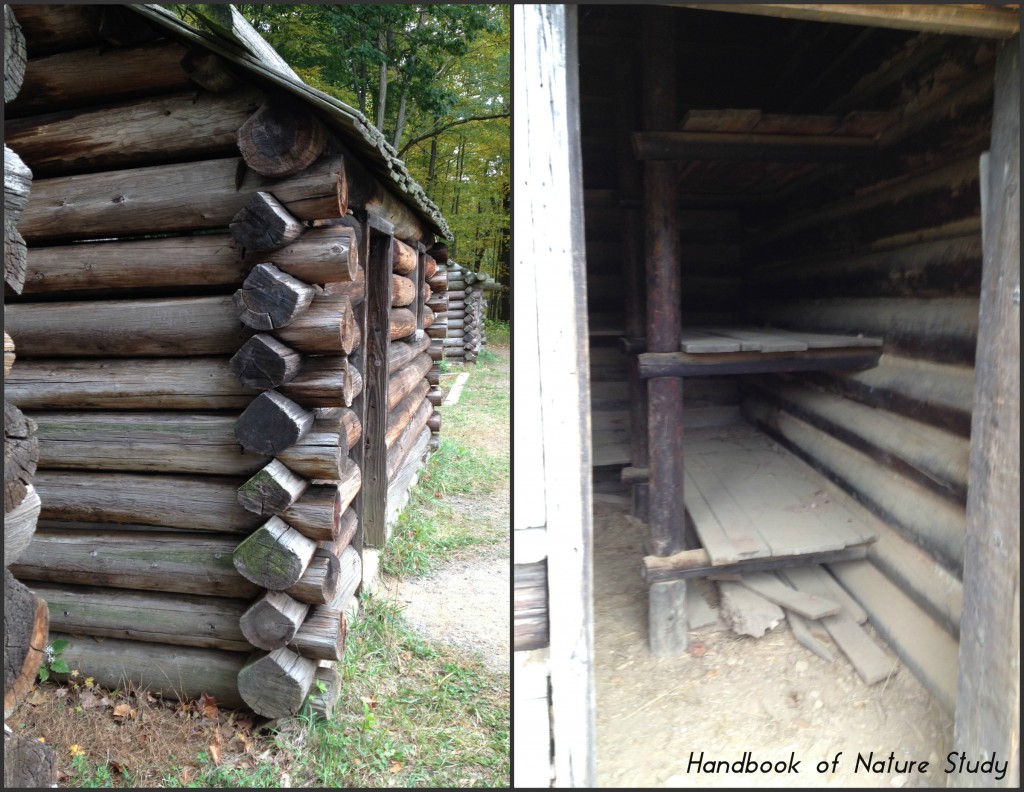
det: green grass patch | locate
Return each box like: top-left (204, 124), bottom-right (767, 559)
top-left (484, 318), bottom-right (510, 346)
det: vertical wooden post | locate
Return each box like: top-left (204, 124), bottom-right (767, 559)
top-left (349, 214), bottom-right (372, 566)
top-left (615, 53), bottom-right (649, 522)
top-left (642, 6), bottom-right (688, 655)
top-left (361, 215), bottom-right (394, 548)
top-left (414, 242), bottom-right (426, 330)
top-left (951, 35), bottom-right (1019, 789)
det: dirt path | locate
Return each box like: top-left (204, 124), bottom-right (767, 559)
top-left (592, 497), bottom-right (954, 789)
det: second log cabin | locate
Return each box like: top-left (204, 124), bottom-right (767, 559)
top-left (4, 4), bottom-right (450, 720)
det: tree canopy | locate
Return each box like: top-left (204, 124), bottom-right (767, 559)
top-left (166, 4), bottom-right (509, 315)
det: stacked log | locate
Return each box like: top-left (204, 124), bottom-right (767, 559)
top-left (2, 4), bottom-right (446, 722)
top-left (438, 260), bottom-right (494, 364)
top-left (3, 6), bottom-right (57, 785)
top-left (425, 245), bottom-right (450, 443)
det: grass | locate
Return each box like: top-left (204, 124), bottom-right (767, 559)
top-left (11, 344), bottom-right (510, 788)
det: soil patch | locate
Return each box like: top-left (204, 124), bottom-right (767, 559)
top-left (593, 497), bottom-right (954, 789)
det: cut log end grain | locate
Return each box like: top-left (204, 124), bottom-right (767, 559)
top-left (237, 94), bottom-right (328, 179)
top-left (230, 333), bottom-right (302, 390)
top-left (230, 191), bottom-right (304, 253)
top-left (181, 50), bottom-right (239, 93)
top-left (4, 5), bottom-right (27, 104)
top-left (5, 400), bottom-right (38, 513)
top-left (234, 262), bottom-right (315, 330)
top-left (3, 332), bottom-right (13, 377)
top-left (237, 646), bottom-right (318, 719)
top-left (234, 390), bottom-right (314, 456)
top-left (232, 516), bottom-right (317, 590)
top-left (239, 591), bottom-right (310, 651)
top-left (237, 459), bottom-right (309, 515)
top-left (4, 568), bottom-right (49, 719)
top-left (4, 730), bottom-right (57, 789)
top-left (4, 220), bottom-right (26, 294)
top-left (4, 485), bottom-right (41, 566)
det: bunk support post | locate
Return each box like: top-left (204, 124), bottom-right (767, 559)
top-left (642, 6), bottom-right (688, 655)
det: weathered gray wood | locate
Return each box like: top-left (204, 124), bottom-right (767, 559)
top-left (4, 145), bottom-right (31, 294)
top-left (19, 154), bottom-right (347, 244)
top-left (237, 646), bottom-right (317, 719)
top-left (642, 544), bottom-right (870, 584)
top-left (237, 93), bottom-right (327, 179)
top-left (4, 484), bottom-right (40, 566)
top-left (233, 516), bottom-right (317, 590)
top-left (781, 565), bottom-right (867, 625)
top-left (953, 37), bottom-right (1020, 788)
top-left (34, 470), bottom-right (262, 533)
top-left (284, 547), bottom-right (339, 606)
top-left (180, 49), bottom-right (240, 93)
top-left (514, 561), bottom-right (548, 651)
top-left (237, 459), bottom-right (308, 515)
top-left (47, 631), bottom-right (247, 709)
top-left (4, 400), bottom-right (37, 514)
top-left (4, 567), bottom-right (48, 719)
top-left (7, 42), bottom-right (192, 116)
top-left (10, 529), bottom-right (260, 598)
top-left (639, 348), bottom-right (881, 378)
top-left (274, 293), bottom-right (360, 354)
top-left (230, 190), bottom-right (305, 253)
top-left (386, 425), bottom-right (430, 527)
top-left (279, 357), bottom-right (363, 408)
top-left (387, 331), bottom-right (431, 375)
top-left (288, 606), bottom-right (345, 662)
top-left (787, 611), bottom-right (835, 663)
top-left (4, 5), bottom-right (27, 102)
top-left (277, 427), bottom-right (346, 480)
top-left (239, 590), bottom-right (310, 651)
top-left (6, 89), bottom-right (260, 177)
top-left (29, 582), bottom-right (252, 652)
top-left (5, 296), bottom-right (252, 357)
top-left (634, 130), bottom-right (875, 162)
top-left (3, 220), bottom-right (26, 295)
top-left (385, 402), bottom-right (432, 481)
top-left (387, 353), bottom-right (432, 410)
top-left (278, 483), bottom-right (341, 542)
top-left (305, 665), bottom-right (341, 719)
top-left (386, 381), bottom-right (431, 450)
top-left (737, 572), bottom-right (839, 620)
top-left (315, 407), bottom-right (361, 450)
top-left (19, 229), bottom-right (357, 295)
top-left (235, 390), bottom-right (314, 456)
top-left (718, 580), bottom-right (784, 638)
top-left (325, 544), bottom-right (361, 612)
top-left (231, 334), bottom-right (302, 390)
top-left (234, 262), bottom-right (316, 331)
top-left (649, 579), bottom-right (688, 654)
top-left (4, 729), bottom-right (57, 789)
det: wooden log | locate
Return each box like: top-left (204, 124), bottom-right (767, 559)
top-left (278, 484), bottom-right (340, 542)
top-left (89, 5), bottom-right (162, 47)
top-left (6, 89), bottom-right (261, 178)
top-left (426, 367), bottom-right (440, 386)
top-left (231, 334), bottom-right (301, 390)
top-left (328, 544), bottom-right (362, 611)
top-left (315, 407), bottom-right (361, 450)
top-left (7, 4), bottom-right (98, 57)
top-left (305, 665), bottom-right (341, 719)
top-left (34, 470), bottom-right (262, 533)
top-left (334, 508), bottom-right (359, 554)
top-left (642, 542), bottom-right (871, 584)
top-left (237, 93), bottom-right (327, 179)
top-left (392, 238), bottom-right (418, 275)
top-left (233, 516), bottom-right (316, 590)
top-left (230, 191), bottom-right (305, 253)
top-left (5, 296), bottom-right (252, 358)
top-left (424, 255), bottom-right (437, 278)
top-left (426, 243), bottom-right (448, 265)
top-left (7, 42), bottom-right (192, 117)
top-left (427, 411), bottom-right (441, 433)
top-left (3, 220), bottom-right (26, 296)
top-left (447, 279), bottom-right (466, 290)
top-left (392, 273), bottom-right (417, 307)
top-left (638, 348), bottom-right (882, 378)
top-left (447, 289), bottom-right (466, 301)
top-left (274, 293), bottom-right (360, 354)
top-left (47, 632), bottom-right (248, 709)
top-left (279, 356), bottom-right (363, 408)
top-left (4, 729), bottom-right (57, 789)
top-left (4, 485), bottom-right (40, 566)
top-left (10, 529), bottom-right (260, 598)
top-left (386, 403), bottom-right (432, 481)
top-left (237, 646), bottom-right (317, 719)
top-left (422, 306), bottom-right (435, 330)
top-left (19, 228), bottom-right (357, 296)
top-left (427, 386), bottom-right (443, 407)
top-left (235, 390), bottom-right (314, 456)
top-left (427, 272), bottom-right (448, 292)
top-left (4, 145), bottom-right (31, 225)
top-left (28, 582), bottom-right (252, 652)
top-left (386, 425), bottom-right (431, 526)
top-left (428, 342), bottom-right (443, 362)
top-left (19, 154), bottom-right (347, 244)
top-left (180, 49), bottom-right (240, 93)
top-left (237, 459), bottom-right (308, 516)
top-left (276, 428), bottom-right (346, 481)
top-left (633, 130), bottom-right (875, 163)
top-left (4, 568), bottom-right (48, 718)
top-left (5, 400), bottom-right (38, 513)
top-left (289, 606), bottom-right (345, 662)
top-left (284, 547), bottom-right (339, 606)
top-left (390, 307), bottom-right (416, 341)
top-left (4, 5), bottom-right (27, 102)
top-left (426, 322), bottom-right (448, 340)
top-left (234, 262), bottom-right (316, 331)
top-left (387, 353), bottom-right (433, 410)
top-left (386, 380), bottom-right (431, 449)
top-left (387, 332), bottom-right (430, 375)
top-left (239, 591), bottom-right (310, 651)
top-left (426, 294), bottom-right (449, 312)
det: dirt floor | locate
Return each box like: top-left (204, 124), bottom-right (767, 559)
top-left (591, 493), bottom-right (954, 789)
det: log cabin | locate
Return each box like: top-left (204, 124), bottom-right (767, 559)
top-left (3, 3), bottom-right (450, 743)
top-left (514, 4), bottom-right (1018, 787)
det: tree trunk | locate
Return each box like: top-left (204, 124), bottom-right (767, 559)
top-left (10, 529), bottom-right (260, 598)
top-left (233, 516), bottom-right (317, 590)
top-left (4, 568), bottom-right (48, 719)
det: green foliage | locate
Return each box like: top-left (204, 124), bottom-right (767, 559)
top-left (484, 318), bottom-right (509, 346)
top-left (37, 639), bottom-right (70, 683)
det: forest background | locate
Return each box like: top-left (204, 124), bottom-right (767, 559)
top-left (167, 3), bottom-right (511, 319)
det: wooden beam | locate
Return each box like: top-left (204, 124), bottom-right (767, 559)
top-left (643, 543), bottom-right (870, 584)
top-left (633, 131), bottom-right (876, 162)
top-left (952, 35), bottom-right (1020, 788)
top-left (638, 348), bottom-right (881, 377)
top-left (671, 4), bottom-right (1020, 39)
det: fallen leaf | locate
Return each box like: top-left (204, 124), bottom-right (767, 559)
top-left (54, 687), bottom-right (68, 700)
top-left (69, 745), bottom-right (85, 757)
top-left (145, 692), bottom-right (156, 704)
top-left (138, 735), bottom-right (148, 745)
top-left (79, 691), bottom-right (104, 709)
top-left (389, 761), bottom-right (403, 773)
top-left (209, 743), bottom-right (221, 766)
top-left (360, 696), bottom-right (378, 709)
top-left (26, 689), bottom-right (49, 706)
top-left (112, 703), bottom-right (136, 720)
top-left (180, 766), bottom-right (195, 784)
top-left (198, 692), bottom-right (219, 720)
top-left (107, 760), bottom-right (126, 775)
top-left (689, 642), bottom-right (707, 658)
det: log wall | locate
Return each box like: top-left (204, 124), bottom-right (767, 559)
top-left (3, 4), bottom-right (441, 721)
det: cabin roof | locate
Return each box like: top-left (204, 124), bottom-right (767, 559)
top-left (129, 4), bottom-right (452, 241)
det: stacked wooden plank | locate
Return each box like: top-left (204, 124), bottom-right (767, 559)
top-left (3, 7), bottom-right (58, 784)
top-left (440, 261), bottom-right (494, 363)
top-left (3, 4), bottom-right (442, 722)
